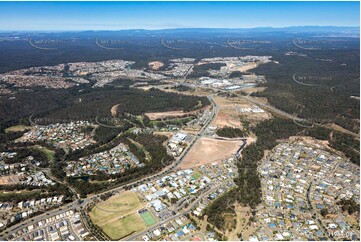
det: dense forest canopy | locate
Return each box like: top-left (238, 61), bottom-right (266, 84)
top-left (252, 48), bottom-right (360, 133)
top-left (216, 127), bottom-right (247, 138)
top-left (0, 86), bottom-right (210, 131)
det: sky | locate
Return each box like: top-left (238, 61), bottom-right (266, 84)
top-left (0, 1), bottom-right (359, 31)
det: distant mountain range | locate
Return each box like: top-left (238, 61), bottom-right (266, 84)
top-left (1, 26), bottom-right (359, 34)
top-left (1, 26), bottom-right (359, 39)
top-left (102, 26), bottom-right (360, 33)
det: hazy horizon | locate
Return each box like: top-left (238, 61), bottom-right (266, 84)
top-left (0, 1), bottom-right (359, 31)
top-left (0, 26), bottom-right (359, 33)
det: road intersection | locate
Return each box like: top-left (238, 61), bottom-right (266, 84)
top-left (0, 95), bottom-right (219, 240)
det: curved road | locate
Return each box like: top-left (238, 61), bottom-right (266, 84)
top-left (0, 95), bottom-right (218, 240)
top-left (240, 95), bottom-right (359, 138)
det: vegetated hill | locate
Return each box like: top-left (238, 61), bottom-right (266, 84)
top-left (0, 88), bottom-right (77, 132)
top-left (2, 28), bottom-right (358, 73)
top-left (252, 48), bottom-right (360, 133)
top-left (216, 126), bottom-right (247, 138)
top-left (0, 85), bottom-right (210, 131)
top-left (41, 87), bottom-right (210, 122)
top-left (188, 63), bottom-right (226, 78)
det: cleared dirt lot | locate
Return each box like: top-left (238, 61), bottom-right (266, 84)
top-left (224, 61), bottom-right (259, 72)
top-left (110, 104), bottom-right (120, 117)
top-left (238, 86), bottom-right (266, 95)
top-left (181, 137), bottom-right (244, 169)
top-left (4, 125), bottom-right (31, 133)
top-left (211, 96), bottom-right (242, 128)
top-left (145, 105), bottom-right (210, 120)
top-left (148, 61), bottom-right (164, 70)
top-left (212, 96), bottom-right (271, 128)
top-left (212, 109), bottom-right (242, 128)
top-left (0, 174), bottom-right (23, 185)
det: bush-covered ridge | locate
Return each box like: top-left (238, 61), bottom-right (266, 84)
top-left (216, 126), bottom-right (247, 138)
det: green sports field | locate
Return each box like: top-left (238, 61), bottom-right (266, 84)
top-left (140, 211), bottom-right (156, 226)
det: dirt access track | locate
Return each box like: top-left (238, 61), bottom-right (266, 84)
top-left (180, 137), bottom-right (244, 169)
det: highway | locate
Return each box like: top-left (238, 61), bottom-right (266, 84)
top-left (0, 95), bottom-right (219, 240)
top-left (1, 94), bottom-right (253, 241)
top-left (6, 90), bottom-right (357, 241)
top-left (240, 95), bottom-right (359, 138)
top-left (0, 202), bottom-right (80, 240)
top-left (240, 95), bottom-right (304, 122)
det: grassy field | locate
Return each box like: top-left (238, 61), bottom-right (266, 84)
top-left (128, 138), bottom-right (151, 161)
top-left (191, 169), bottom-right (203, 180)
top-left (136, 115), bottom-right (145, 127)
top-left (4, 125), bottom-right (31, 133)
top-left (89, 191), bottom-right (144, 225)
top-left (33, 145), bottom-right (55, 162)
top-left (224, 213), bottom-right (237, 230)
top-left (140, 211), bottom-right (157, 226)
top-left (102, 213), bottom-right (146, 240)
top-left (89, 191), bottom-right (147, 239)
top-left (0, 190), bottom-right (42, 202)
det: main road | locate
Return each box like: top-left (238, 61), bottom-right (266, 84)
top-left (240, 95), bottom-right (359, 138)
top-left (124, 184), bottom-right (222, 241)
top-left (0, 95), bottom-right (218, 240)
top-left (240, 95), bottom-right (304, 122)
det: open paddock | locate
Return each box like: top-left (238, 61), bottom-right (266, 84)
top-left (145, 105), bottom-right (210, 120)
top-left (180, 137), bottom-right (244, 169)
top-left (0, 174), bottom-right (23, 185)
top-left (4, 125), bottom-right (31, 133)
top-left (89, 191), bottom-right (144, 226)
top-left (101, 213), bottom-right (146, 240)
top-left (212, 109), bottom-right (242, 128)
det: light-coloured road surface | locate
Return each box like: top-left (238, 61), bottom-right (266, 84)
top-left (0, 95), bottom-right (218, 241)
top-left (124, 184), bottom-right (222, 241)
top-left (240, 95), bottom-right (359, 137)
